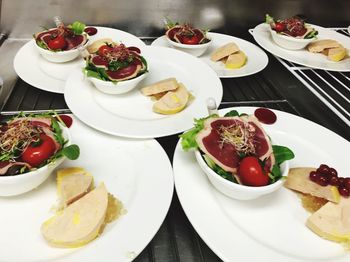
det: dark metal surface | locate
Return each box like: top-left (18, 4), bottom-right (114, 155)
top-left (1, 30), bottom-right (350, 262)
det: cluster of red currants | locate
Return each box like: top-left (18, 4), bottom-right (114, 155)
top-left (309, 164), bottom-right (350, 197)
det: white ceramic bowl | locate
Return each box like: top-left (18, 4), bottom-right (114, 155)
top-left (0, 124), bottom-right (71, 196)
top-left (165, 37), bottom-right (212, 57)
top-left (35, 33), bottom-right (89, 63)
top-left (269, 27), bottom-right (315, 50)
top-left (88, 72), bottom-right (148, 95)
top-left (195, 150), bottom-right (289, 200)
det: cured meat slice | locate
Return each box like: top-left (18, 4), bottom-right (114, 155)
top-left (196, 115), bottom-right (274, 173)
top-left (0, 161), bottom-right (31, 176)
top-left (106, 64), bottom-right (141, 81)
top-left (91, 55), bottom-right (109, 68)
top-left (65, 34), bottom-right (87, 50)
top-left (9, 117), bottom-right (52, 127)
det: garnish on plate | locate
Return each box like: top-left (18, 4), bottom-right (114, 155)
top-left (84, 42), bottom-right (148, 82)
top-left (164, 18), bottom-right (210, 45)
top-left (34, 21), bottom-right (89, 52)
top-left (265, 14), bottom-right (318, 39)
top-left (0, 112), bottom-right (79, 176)
top-left (181, 109), bottom-right (294, 187)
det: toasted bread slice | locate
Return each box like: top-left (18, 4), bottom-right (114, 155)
top-left (41, 183), bottom-right (109, 248)
top-left (211, 42), bottom-right (240, 61)
top-left (307, 39), bottom-right (341, 53)
top-left (141, 78), bottom-right (178, 96)
top-left (306, 197), bottom-right (350, 243)
top-left (57, 167), bottom-right (94, 207)
top-left (87, 38), bottom-right (115, 54)
top-left (284, 167), bottom-right (340, 203)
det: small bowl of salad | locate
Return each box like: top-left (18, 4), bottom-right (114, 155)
top-left (84, 41), bottom-right (148, 95)
top-left (0, 113), bottom-right (80, 196)
top-left (34, 21), bottom-right (90, 63)
top-left (165, 19), bottom-right (211, 57)
top-left (265, 14), bottom-right (318, 50)
top-left (181, 108), bottom-right (294, 200)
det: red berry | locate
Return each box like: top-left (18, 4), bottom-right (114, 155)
top-left (329, 176), bottom-right (340, 186)
top-left (317, 164), bottom-right (330, 175)
top-left (309, 171), bottom-right (319, 182)
top-left (343, 177), bottom-right (350, 190)
top-left (339, 186), bottom-right (350, 197)
top-left (329, 168), bottom-right (337, 177)
top-left (316, 174), bottom-right (329, 186)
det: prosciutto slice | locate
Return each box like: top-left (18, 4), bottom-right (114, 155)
top-left (0, 161), bottom-right (31, 176)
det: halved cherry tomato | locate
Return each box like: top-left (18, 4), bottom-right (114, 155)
top-left (48, 35), bottom-right (67, 50)
top-left (238, 156), bottom-right (270, 186)
top-left (181, 35), bottom-right (200, 45)
top-left (21, 134), bottom-right (57, 167)
top-left (98, 45), bottom-right (112, 56)
top-left (274, 22), bottom-right (286, 33)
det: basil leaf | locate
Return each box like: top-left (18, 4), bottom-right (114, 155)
top-left (71, 21), bottom-right (86, 35)
top-left (272, 145), bottom-right (295, 164)
top-left (61, 144), bottom-right (80, 160)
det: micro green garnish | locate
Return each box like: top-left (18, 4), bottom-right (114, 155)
top-left (70, 21), bottom-right (86, 35)
top-left (108, 59), bottom-right (132, 71)
top-left (164, 17), bottom-right (178, 30)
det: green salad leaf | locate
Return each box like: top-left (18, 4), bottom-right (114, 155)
top-left (203, 154), bottom-right (237, 183)
top-left (70, 21), bottom-right (86, 35)
top-left (272, 145), bottom-right (295, 164)
top-left (180, 115), bottom-right (216, 151)
top-left (304, 29), bottom-right (318, 39)
top-left (61, 144), bottom-right (80, 160)
top-left (265, 14), bottom-right (275, 24)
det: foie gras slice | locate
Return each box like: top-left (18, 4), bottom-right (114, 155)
top-left (210, 42), bottom-right (239, 62)
top-left (306, 197), bottom-right (350, 243)
top-left (41, 183), bottom-right (108, 248)
top-left (153, 83), bottom-right (189, 115)
top-left (307, 39), bottom-right (341, 53)
top-left (140, 78), bottom-right (178, 96)
top-left (284, 168), bottom-right (340, 203)
top-left (57, 167), bottom-right (94, 206)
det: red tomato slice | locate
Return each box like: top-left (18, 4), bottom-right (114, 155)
top-left (21, 134), bottom-right (57, 167)
top-left (181, 35), bottom-right (200, 45)
top-left (98, 45), bottom-right (112, 56)
top-left (48, 35), bottom-right (67, 50)
top-left (238, 156), bottom-right (270, 186)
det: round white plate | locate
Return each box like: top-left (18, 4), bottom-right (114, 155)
top-left (64, 45), bottom-right (223, 139)
top-left (252, 23), bottom-right (350, 71)
top-left (13, 26), bottom-right (146, 93)
top-left (0, 116), bottom-right (174, 262)
top-left (151, 32), bottom-right (268, 78)
top-left (174, 106), bottom-right (350, 262)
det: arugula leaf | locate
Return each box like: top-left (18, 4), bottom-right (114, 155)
top-left (180, 115), bottom-right (216, 151)
top-left (272, 145), bottom-right (295, 164)
top-left (61, 144), bottom-right (80, 160)
top-left (224, 110), bottom-right (239, 117)
top-left (304, 29), bottom-right (318, 39)
top-left (70, 21), bottom-right (86, 35)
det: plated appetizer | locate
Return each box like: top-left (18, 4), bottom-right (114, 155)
top-left (181, 108), bottom-right (294, 199)
top-left (84, 40), bottom-right (148, 94)
top-left (34, 21), bottom-right (89, 62)
top-left (0, 113), bottom-right (79, 196)
top-left (265, 14), bottom-right (318, 50)
top-left (285, 164), bottom-right (350, 247)
top-left (141, 78), bottom-right (192, 115)
top-left (41, 167), bottom-right (124, 248)
top-left (164, 19), bottom-right (211, 56)
top-left (211, 42), bottom-right (247, 69)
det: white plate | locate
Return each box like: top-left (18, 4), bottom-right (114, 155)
top-left (252, 23), bottom-right (350, 71)
top-left (0, 116), bottom-right (174, 262)
top-left (151, 32), bottom-right (268, 78)
top-left (173, 106), bottom-right (350, 262)
top-left (64, 46), bottom-right (223, 138)
top-left (13, 27), bottom-right (146, 93)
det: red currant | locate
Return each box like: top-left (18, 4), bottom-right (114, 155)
top-left (339, 186), bottom-right (350, 197)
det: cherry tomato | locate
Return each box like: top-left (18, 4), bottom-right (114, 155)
top-left (274, 22), bottom-right (286, 33)
top-left (98, 45), bottom-right (112, 56)
top-left (181, 35), bottom-right (200, 45)
top-left (21, 134), bottom-right (57, 167)
top-left (238, 156), bottom-right (270, 186)
top-left (48, 35), bottom-right (67, 50)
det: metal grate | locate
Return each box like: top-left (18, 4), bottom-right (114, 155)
top-left (274, 27), bottom-right (350, 126)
